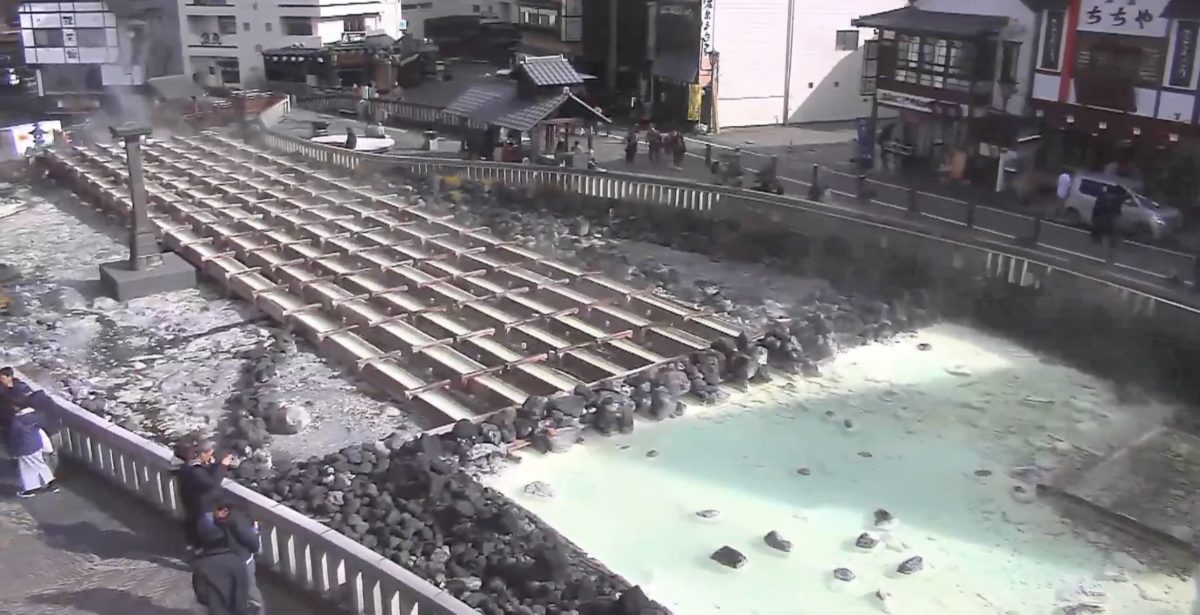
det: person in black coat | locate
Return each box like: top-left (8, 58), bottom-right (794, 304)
top-left (1, 367), bottom-right (64, 442)
top-left (175, 437), bottom-right (232, 550)
top-left (210, 499), bottom-right (264, 614)
top-left (191, 524), bottom-right (251, 615)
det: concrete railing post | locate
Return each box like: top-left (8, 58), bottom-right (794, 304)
top-left (906, 186), bottom-right (919, 217)
top-left (965, 201), bottom-right (977, 228)
top-left (704, 143), bottom-right (713, 166)
top-left (1028, 214), bottom-right (1044, 246)
top-left (807, 163), bottom-right (822, 202)
top-left (1192, 255), bottom-right (1200, 291)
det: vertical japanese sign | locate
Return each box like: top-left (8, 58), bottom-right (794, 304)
top-left (860, 39), bottom-right (878, 96)
top-left (701, 0), bottom-right (716, 54)
top-left (1169, 20), bottom-right (1199, 87)
top-left (1078, 0), bottom-right (1170, 38)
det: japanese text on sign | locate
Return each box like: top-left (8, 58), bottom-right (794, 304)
top-left (1078, 0), bottom-right (1169, 38)
top-left (701, 0), bottom-right (715, 54)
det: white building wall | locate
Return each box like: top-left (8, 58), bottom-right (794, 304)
top-left (178, 0), bottom-right (402, 88)
top-left (712, 0), bottom-right (906, 128)
top-left (18, 1), bottom-right (141, 89)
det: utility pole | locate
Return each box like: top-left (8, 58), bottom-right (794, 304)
top-left (781, 0), bottom-right (796, 124)
top-left (606, 0), bottom-right (619, 94)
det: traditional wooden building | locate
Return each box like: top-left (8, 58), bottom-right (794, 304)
top-left (443, 54), bottom-right (608, 159)
top-left (853, 2), bottom-right (1044, 186)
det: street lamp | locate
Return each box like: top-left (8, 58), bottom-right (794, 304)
top-left (98, 123), bottom-right (196, 301)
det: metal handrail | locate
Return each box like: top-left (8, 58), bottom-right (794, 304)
top-left (262, 108), bottom-right (1200, 307)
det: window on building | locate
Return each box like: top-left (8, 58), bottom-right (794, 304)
top-left (407, 2), bottom-right (432, 8)
top-left (1076, 37), bottom-right (1162, 88)
top-left (892, 34), bottom-right (973, 91)
top-left (1040, 10), bottom-right (1065, 71)
top-left (1168, 20), bottom-right (1199, 89)
top-left (75, 28), bottom-right (106, 47)
top-left (1000, 41), bottom-right (1021, 83)
top-left (281, 17), bottom-right (313, 36)
top-left (344, 15), bottom-right (365, 32)
top-left (473, 5), bottom-right (481, 13)
top-left (265, 22), bottom-right (272, 32)
top-left (520, 7), bottom-right (557, 27)
top-left (835, 30), bottom-right (859, 52)
top-left (243, 22), bottom-right (250, 32)
top-left (32, 28), bottom-right (64, 47)
top-left (218, 58), bottom-right (240, 84)
top-left (218, 16), bottom-right (237, 35)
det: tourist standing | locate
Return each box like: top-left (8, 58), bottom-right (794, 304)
top-left (176, 438), bottom-right (232, 550)
top-left (648, 127), bottom-right (662, 164)
top-left (6, 403), bottom-right (58, 498)
top-left (624, 129), bottom-right (638, 164)
top-left (1056, 168), bottom-right (1072, 212)
top-left (672, 132), bottom-right (687, 169)
top-left (209, 499), bottom-right (264, 615)
top-left (191, 524), bottom-right (252, 615)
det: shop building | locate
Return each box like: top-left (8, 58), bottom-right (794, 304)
top-left (1027, 0), bottom-right (1200, 184)
top-left (853, 1), bottom-right (1043, 186)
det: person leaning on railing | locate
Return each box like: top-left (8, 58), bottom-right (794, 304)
top-left (175, 436), bottom-right (233, 551)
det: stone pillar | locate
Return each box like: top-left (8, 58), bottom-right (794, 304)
top-left (99, 123), bottom-right (196, 301)
top-left (112, 125), bottom-right (160, 271)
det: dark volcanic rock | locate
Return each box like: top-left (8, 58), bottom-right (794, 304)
top-left (854, 533), bottom-right (879, 550)
top-left (710, 546), bottom-right (747, 569)
top-left (763, 531), bottom-right (792, 553)
top-left (874, 508), bottom-right (897, 529)
top-left (832, 567), bottom-right (856, 582)
top-left (897, 556), bottom-right (924, 575)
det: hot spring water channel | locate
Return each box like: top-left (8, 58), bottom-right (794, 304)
top-left (485, 324), bottom-right (1198, 615)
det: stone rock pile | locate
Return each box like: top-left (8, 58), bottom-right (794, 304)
top-left (224, 329), bottom-right (305, 482)
top-left (248, 430), bottom-right (667, 615)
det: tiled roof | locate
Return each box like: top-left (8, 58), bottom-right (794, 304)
top-left (852, 7), bottom-right (1008, 38)
top-left (518, 55), bottom-right (584, 87)
top-left (444, 81), bottom-right (608, 132)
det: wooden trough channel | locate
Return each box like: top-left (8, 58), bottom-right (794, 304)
top-left (42, 133), bottom-right (743, 425)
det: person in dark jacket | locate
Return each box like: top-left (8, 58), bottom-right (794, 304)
top-left (1092, 185), bottom-right (1125, 244)
top-left (208, 499), bottom-right (264, 615)
top-left (7, 406), bottom-right (58, 497)
top-left (0, 367), bottom-right (32, 438)
top-left (191, 524), bottom-right (251, 615)
top-left (176, 438), bottom-right (232, 550)
top-left (1, 367), bottom-right (64, 439)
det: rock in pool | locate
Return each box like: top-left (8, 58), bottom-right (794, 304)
top-left (796, 467), bottom-right (811, 476)
top-left (855, 532), bottom-right (879, 550)
top-left (711, 546), bottom-right (747, 569)
top-left (763, 531), bottom-right (792, 553)
top-left (645, 449), bottom-right (660, 458)
top-left (917, 343), bottom-right (932, 351)
top-left (874, 508), bottom-right (898, 529)
top-left (1011, 484), bottom-right (1037, 503)
top-left (897, 556), bottom-right (924, 575)
top-left (695, 509), bottom-right (720, 519)
top-left (832, 567), bottom-right (856, 582)
top-left (523, 481), bottom-right (555, 499)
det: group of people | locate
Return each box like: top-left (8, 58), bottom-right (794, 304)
top-left (624, 126), bottom-right (687, 168)
top-left (1, 367), bottom-right (61, 498)
top-left (3, 365), bottom-right (262, 614)
top-left (175, 436), bottom-right (266, 615)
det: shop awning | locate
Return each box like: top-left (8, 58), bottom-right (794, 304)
top-left (852, 7), bottom-right (1009, 38)
top-left (444, 81), bottom-right (608, 132)
top-left (652, 52), bottom-right (699, 85)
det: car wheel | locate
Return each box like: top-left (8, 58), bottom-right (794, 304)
top-left (1064, 208), bottom-right (1083, 226)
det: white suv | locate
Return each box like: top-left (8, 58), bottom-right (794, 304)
top-left (1062, 171), bottom-right (1182, 241)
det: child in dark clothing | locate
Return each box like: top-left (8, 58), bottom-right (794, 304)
top-left (175, 437), bottom-right (232, 550)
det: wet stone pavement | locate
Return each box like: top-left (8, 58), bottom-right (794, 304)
top-left (0, 460), bottom-right (331, 615)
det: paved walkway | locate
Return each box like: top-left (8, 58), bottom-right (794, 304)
top-left (0, 459), bottom-right (330, 615)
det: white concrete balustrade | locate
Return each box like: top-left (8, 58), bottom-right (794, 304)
top-left (21, 374), bottom-right (476, 615)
